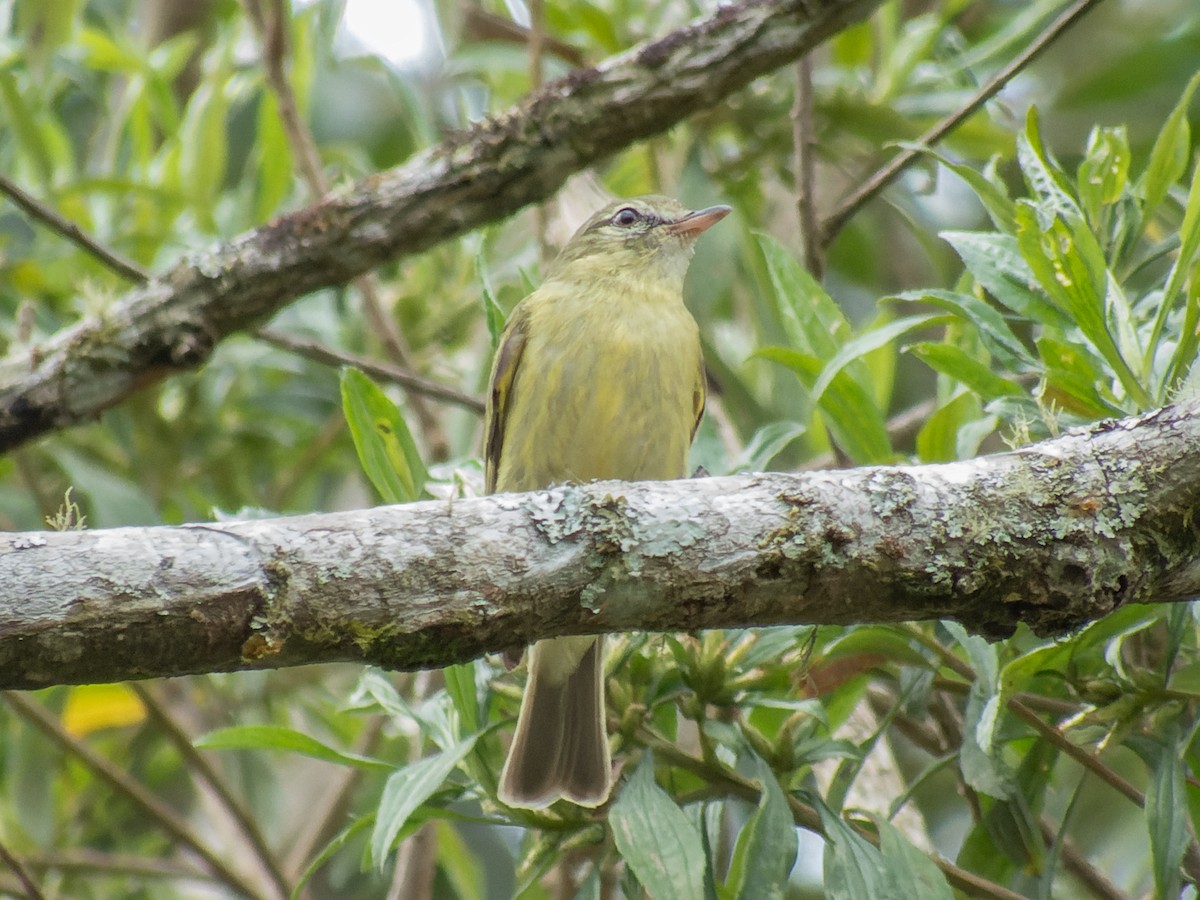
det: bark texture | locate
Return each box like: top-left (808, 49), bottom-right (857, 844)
top-left (1, 403), bottom-right (1197, 690)
top-left (0, 0), bottom-right (882, 452)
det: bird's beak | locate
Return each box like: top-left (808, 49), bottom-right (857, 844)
top-left (665, 205), bottom-right (732, 238)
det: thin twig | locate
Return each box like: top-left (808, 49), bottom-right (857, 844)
top-left (20, 849), bottom-right (211, 881)
top-left (255, 327), bottom-right (484, 413)
top-left (528, 0), bottom-right (552, 266)
top-left (792, 56), bottom-right (823, 278)
top-left (1038, 816), bottom-right (1129, 900)
top-left (2, 692), bottom-right (271, 900)
top-left (904, 626), bottom-right (1200, 881)
top-left (641, 729), bottom-right (1027, 900)
top-left (0, 835), bottom-right (48, 900)
top-left (246, 0), bottom-right (451, 460)
top-left (819, 0), bottom-right (1107, 246)
top-left (908, 626), bottom-right (1149, 808)
top-left (129, 683), bottom-right (292, 898)
top-left (0, 173), bottom-right (149, 283)
top-left (461, 7), bottom-right (585, 67)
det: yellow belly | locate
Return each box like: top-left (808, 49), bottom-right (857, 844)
top-left (496, 296), bottom-right (700, 492)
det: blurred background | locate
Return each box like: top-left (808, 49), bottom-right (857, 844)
top-left (1, 0), bottom-right (1199, 897)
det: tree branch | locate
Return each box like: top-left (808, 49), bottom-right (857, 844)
top-left (1, 403), bottom-right (1197, 690)
top-left (0, 0), bottom-right (883, 453)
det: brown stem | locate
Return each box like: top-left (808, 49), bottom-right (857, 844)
top-left (819, 0), bottom-right (1107, 246)
top-left (254, 327), bottom-right (484, 413)
top-left (2, 692), bottom-right (272, 900)
top-left (129, 683), bottom-right (292, 897)
top-left (0, 173), bottom-right (148, 283)
top-left (792, 56), bottom-right (823, 278)
top-left (0, 835), bottom-right (48, 900)
top-left (246, 0), bottom-right (450, 459)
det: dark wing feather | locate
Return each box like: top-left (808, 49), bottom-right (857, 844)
top-left (484, 309), bottom-right (530, 494)
top-left (690, 360), bottom-right (707, 444)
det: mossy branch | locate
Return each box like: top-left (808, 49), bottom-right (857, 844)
top-left (2, 403), bottom-right (1197, 690)
top-left (0, 0), bottom-right (882, 452)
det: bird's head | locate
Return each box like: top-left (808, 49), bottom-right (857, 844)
top-left (546, 196), bottom-right (731, 286)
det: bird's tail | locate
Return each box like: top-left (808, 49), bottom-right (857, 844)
top-left (498, 635), bottom-right (611, 809)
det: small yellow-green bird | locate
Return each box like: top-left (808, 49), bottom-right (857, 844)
top-left (487, 195), bottom-right (730, 808)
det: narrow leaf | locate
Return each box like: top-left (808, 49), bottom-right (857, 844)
top-left (1152, 158), bottom-right (1200, 381)
top-left (908, 342), bottom-right (1024, 400)
top-left (817, 799), bottom-right (889, 900)
top-left (727, 755), bottom-right (798, 900)
top-left (756, 232), bottom-right (848, 360)
top-left (755, 349), bottom-right (893, 463)
top-left (611, 753), bottom-right (710, 900)
top-left (1016, 106), bottom-right (1079, 218)
top-left (195, 725), bottom-right (390, 770)
top-left (810, 314), bottom-right (952, 406)
top-left (444, 662), bottom-right (480, 736)
top-left (1139, 70), bottom-right (1200, 218)
top-left (875, 816), bottom-right (953, 899)
top-left (371, 736), bottom-right (477, 868)
top-left (1146, 725), bottom-right (1188, 899)
top-left (894, 288), bottom-right (1035, 370)
top-left (942, 231), bottom-right (1072, 330)
top-left (340, 367), bottom-right (429, 503)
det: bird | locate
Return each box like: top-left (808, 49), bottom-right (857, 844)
top-left (486, 195), bottom-right (730, 808)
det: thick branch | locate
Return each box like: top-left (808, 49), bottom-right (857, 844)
top-left (0, 0), bottom-right (881, 452)
top-left (1, 404), bottom-right (1197, 690)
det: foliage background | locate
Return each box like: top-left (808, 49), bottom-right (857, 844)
top-left (1, 0), bottom-right (1200, 897)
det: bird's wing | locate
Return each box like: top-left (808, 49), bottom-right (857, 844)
top-left (484, 306), bottom-right (530, 494)
top-left (690, 360), bottom-right (706, 444)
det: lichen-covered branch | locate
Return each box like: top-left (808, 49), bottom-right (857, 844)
top-left (0, 0), bottom-right (882, 452)
top-left (2, 403), bottom-right (1197, 690)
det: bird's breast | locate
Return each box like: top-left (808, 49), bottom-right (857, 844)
top-left (496, 294), bottom-right (701, 491)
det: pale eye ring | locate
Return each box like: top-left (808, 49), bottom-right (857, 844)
top-left (611, 207), bottom-right (641, 228)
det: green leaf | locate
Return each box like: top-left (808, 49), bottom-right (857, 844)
top-left (726, 755), bottom-right (798, 900)
top-left (177, 74), bottom-right (232, 226)
top-left (611, 753), bottom-right (710, 900)
top-left (1139, 70), bottom-right (1200, 219)
top-left (254, 90), bottom-right (294, 221)
top-left (817, 799), bottom-right (890, 900)
top-left (1167, 267), bottom-right (1200, 391)
top-left (875, 816), bottom-right (953, 899)
top-left (1076, 125), bottom-right (1130, 225)
top-left (916, 392), bottom-right (981, 463)
top-left (1035, 336), bottom-right (1122, 418)
top-left (1016, 106), bottom-right (1080, 218)
top-left (736, 421), bottom-right (807, 471)
top-left (894, 289), bottom-right (1035, 370)
top-left (898, 144), bottom-right (1015, 231)
top-left (476, 247), bottom-right (506, 351)
top-left (444, 662), bottom-right (480, 736)
top-left (290, 815), bottom-right (374, 900)
top-left (371, 736), bottom-right (477, 869)
top-left (1146, 725), bottom-right (1188, 899)
top-left (943, 623), bottom-right (1012, 799)
top-left (810, 314), bottom-right (953, 406)
top-left (195, 725), bottom-right (391, 770)
top-left (941, 232), bottom-right (1072, 330)
top-left (755, 348), bottom-right (892, 464)
top-left (340, 367), bottom-right (429, 503)
top-left (0, 72), bottom-right (53, 185)
top-left (908, 342), bottom-right (1024, 401)
top-left (1014, 203), bottom-right (1151, 408)
top-left (1153, 157), bottom-right (1200, 383)
top-left (756, 232), bottom-right (848, 359)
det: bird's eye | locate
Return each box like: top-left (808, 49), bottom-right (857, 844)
top-left (611, 207), bottom-right (641, 228)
